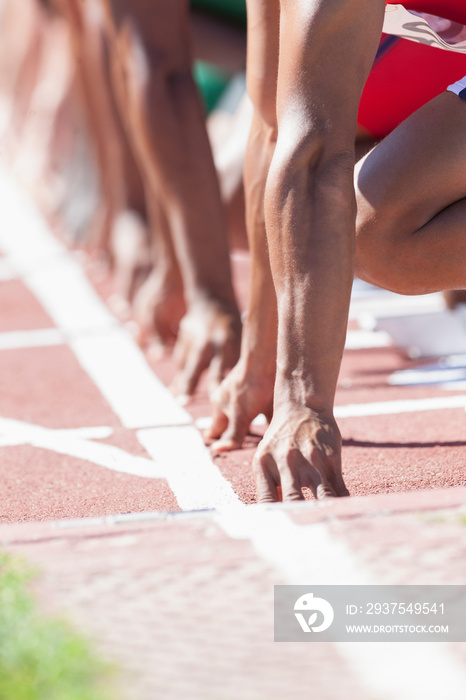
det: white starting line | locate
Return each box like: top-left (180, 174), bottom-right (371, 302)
top-left (0, 328), bottom-right (64, 350)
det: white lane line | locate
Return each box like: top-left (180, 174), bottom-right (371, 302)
top-left (71, 332), bottom-right (190, 429)
top-left (137, 426), bottom-right (241, 510)
top-left (334, 394), bottom-right (466, 418)
top-left (0, 416), bottom-right (163, 478)
top-left (0, 328), bottom-right (64, 350)
top-left (0, 257), bottom-right (16, 281)
top-left (390, 368), bottom-right (466, 386)
top-left (25, 255), bottom-right (116, 335)
top-left (216, 507), bottom-right (466, 700)
top-left (217, 507), bottom-right (362, 583)
top-left (339, 641), bottom-right (466, 700)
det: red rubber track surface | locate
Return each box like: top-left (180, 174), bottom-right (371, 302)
top-left (2, 230), bottom-right (466, 523)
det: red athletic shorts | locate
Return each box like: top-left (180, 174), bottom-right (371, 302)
top-left (358, 2), bottom-right (466, 139)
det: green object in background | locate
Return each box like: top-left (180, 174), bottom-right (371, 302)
top-left (0, 553), bottom-right (116, 700)
top-left (190, 0), bottom-right (247, 27)
top-left (190, 0), bottom-right (247, 112)
top-left (193, 60), bottom-right (230, 113)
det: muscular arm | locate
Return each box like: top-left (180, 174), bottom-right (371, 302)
top-left (254, 0), bottom-right (385, 501)
top-left (104, 0), bottom-right (241, 397)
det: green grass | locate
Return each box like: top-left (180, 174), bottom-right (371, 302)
top-left (0, 553), bottom-right (117, 700)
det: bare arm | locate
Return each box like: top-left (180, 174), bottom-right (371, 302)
top-left (254, 0), bottom-right (385, 501)
top-left (104, 0), bottom-right (241, 398)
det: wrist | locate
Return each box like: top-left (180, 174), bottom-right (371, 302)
top-left (273, 369), bottom-right (336, 417)
top-left (186, 286), bottom-right (239, 314)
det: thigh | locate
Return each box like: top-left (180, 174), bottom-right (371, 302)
top-left (358, 36), bottom-right (466, 140)
top-left (356, 90), bottom-right (466, 237)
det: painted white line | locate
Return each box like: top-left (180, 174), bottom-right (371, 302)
top-left (0, 416), bottom-right (163, 478)
top-left (217, 507), bottom-right (362, 583)
top-left (71, 332), bottom-right (190, 429)
top-left (25, 255), bottom-right (116, 335)
top-left (339, 641), bottom-right (466, 700)
top-left (0, 328), bottom-right (64, 350)
top-left (49, 426), bottom-right (114, 440)
top-left (215, 507), bottom-right (466, 700)
top-left (0, 258), bottom-right (16, 281)
top-left (0, 424), bottom-right (114, 442)
top-left (389, 367), bottom-right (466, 386)
top-left (334, 394), bottom-right (466, 418)
top-left (137, 426), bottom-right (241, 510)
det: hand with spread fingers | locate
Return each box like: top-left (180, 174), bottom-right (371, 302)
top-left (170, 297), bottom-right (242, 404)
top-left (206, 356), bottom-right (274, 451)
top-left (133, 265), bottom-right (186, 357)
top-left (252, 406), bottom-right (348, 503)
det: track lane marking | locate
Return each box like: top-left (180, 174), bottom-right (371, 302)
top-left (137, 426), bottom-right (241, 510)
top-left (0, 416), bottom-right (164, 478)
top-left (0, 328), bottom-right (64, 349)
top-left (334, 394), bottom-right (466, 418)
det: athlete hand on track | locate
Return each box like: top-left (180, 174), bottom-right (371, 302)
top-left (133, 265), bottom-right (185, 356)
top-left (206, 354), bottom-right (275, 452)
top-left (252, 405), bottom-right (349, 502)
top-left (170, 297), bottom-right (242, 403)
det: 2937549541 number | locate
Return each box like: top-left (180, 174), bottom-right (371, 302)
top-left (366, 602), bottom-right (445, 615)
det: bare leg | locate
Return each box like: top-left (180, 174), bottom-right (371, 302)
top-left (356, 92), bottom-right (466, 295)
top-left (207, 0), bottom-right (279, 450)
